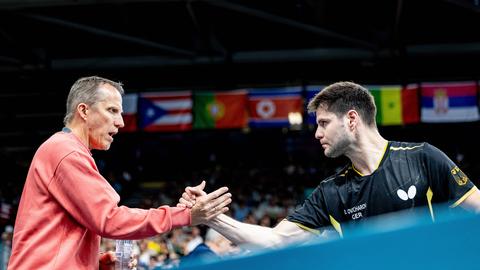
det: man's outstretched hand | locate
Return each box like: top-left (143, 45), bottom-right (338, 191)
top-left (178, 180), bottom-right (208, 208)
top-left (179, 181), bottom-right (231, 225)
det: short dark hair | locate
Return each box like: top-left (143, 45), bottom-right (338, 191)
top-left (307, 81), bottom-right (377, 127)
top-left (63, 76), bottom-right (124, 125)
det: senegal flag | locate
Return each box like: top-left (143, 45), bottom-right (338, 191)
top-left (193, 90), bottom-right (248, 129)
top-left (369, 85), bottom-right (419, 125)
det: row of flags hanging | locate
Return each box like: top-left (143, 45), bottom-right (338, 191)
top-left (121, 81), bottom-right (480, 132)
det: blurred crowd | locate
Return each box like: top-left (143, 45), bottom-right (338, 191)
top-left (101, 226), bottom-right (236, 269)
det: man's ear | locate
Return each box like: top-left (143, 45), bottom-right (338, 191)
top-left (77, 103), bottom-right (89, 120)
top-left (346, 109), bottom-right (359, 130)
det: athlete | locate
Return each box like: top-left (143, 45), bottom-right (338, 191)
top-left (179, 81), bottom-right (480, 247)
top-left (9, 76), bottom-right (231, 269)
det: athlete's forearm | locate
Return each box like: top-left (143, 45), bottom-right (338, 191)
top-left (460, 187), bottom-right (480, 213)
top-left (206, 214), bottom-right (283, 248)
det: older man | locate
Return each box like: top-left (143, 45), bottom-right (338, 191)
top-left (9, 76), bottom-right (231, 269)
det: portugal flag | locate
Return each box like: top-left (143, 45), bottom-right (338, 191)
top-left (193, 90), bottom-right (248, 129)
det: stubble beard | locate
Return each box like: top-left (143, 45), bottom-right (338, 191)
top-left (324, 133), bottom-right (350, 158)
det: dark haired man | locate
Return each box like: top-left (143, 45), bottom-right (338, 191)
top-left (180, 81), bottom-right (480, 247)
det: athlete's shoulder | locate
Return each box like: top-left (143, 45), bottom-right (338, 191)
top-left (388, 141), bottom-right (426, 151)
top-left (388, 141), bottom-right (442, 165)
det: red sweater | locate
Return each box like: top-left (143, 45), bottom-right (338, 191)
top-left (9, 131), bottom-right (191, 269)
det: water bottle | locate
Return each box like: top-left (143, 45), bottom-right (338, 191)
top-left (115, 240), bottom-right (133, 270)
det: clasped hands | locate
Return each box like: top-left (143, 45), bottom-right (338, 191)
top-left (178, 181), bottom-right (231, 225)
top-left (99, 181), bottom-right (230, 270)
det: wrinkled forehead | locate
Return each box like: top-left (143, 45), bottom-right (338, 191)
top-left (96, 83), bottom-right (123, 104)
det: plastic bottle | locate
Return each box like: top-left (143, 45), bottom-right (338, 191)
top-left (115, 240), bottom-right (133, 270)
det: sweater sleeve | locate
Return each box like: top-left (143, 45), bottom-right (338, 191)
top-left (47, 151), bottom-right (191, 239)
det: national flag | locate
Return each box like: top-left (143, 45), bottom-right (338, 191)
top-left (193, 90), bottom-right (248, 129)
top-left (248, 87), bottom-right (303, 127)
top-left (139, 91), bottom-right (192, 132)
top-left (305, 85), bottom-right (324, 125)
top-left (369, 85), bottom-right (420, 125)
top-left (121, 93), bottom-right (138, 132)
top-left (421, 81), bottom-right (479, 123)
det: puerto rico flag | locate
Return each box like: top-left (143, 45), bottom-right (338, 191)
top-left (139, 91), bottom-right (192, 131)
top-left (121, 93), bottom-right (138, 132)
top-left (248, 87), bottom-right (303, 127)
top-left (421, 81), bottom-right (479, 123)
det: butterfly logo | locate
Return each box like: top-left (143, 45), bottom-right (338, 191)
top-left (397, 185), bottom-right (417, 201)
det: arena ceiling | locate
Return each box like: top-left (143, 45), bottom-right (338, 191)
top-left (0, 0), bottom-right (480, 153)
top-left (0, 0), bottom-right (480, 88)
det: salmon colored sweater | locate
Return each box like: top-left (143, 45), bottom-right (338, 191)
top-left (9, 131), bottom-right (191, 269)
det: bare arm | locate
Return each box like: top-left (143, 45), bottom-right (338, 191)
top-left (179, 182), bottom-right (317, 248)
top-left (205, 215), bottom-right (315, 248)
top-left (190, 187), bottom-right (232, 225)
top-left (459, 187), bottom-right (480, 213)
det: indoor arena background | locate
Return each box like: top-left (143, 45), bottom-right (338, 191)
top-left (0, 0), bottom-right (480, 269)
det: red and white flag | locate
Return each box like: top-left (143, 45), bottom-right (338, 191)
top-left (139, 91), bottom-right (192, 132)
top-left (121, 93), bottom-right (138, 132)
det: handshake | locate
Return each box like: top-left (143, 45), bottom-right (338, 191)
top-left (177, 181), bottom-right (232, 226)
top-left (100, 181), bottom-right (231, 270)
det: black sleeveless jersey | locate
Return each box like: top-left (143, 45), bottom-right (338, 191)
top-left (287, 141), bottom-right (476, 235)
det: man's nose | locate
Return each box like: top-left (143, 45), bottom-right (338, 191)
top-left (115, 115), bottom-right (125, 128)
top-left (315, 127), bottom-right (323, 139)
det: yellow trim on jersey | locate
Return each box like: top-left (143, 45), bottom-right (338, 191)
top-left (351, 165), bottom-right (364, 176)
top-left (426, 187), bottom-right (435, 222)
top-left (291, 222), bottom-right (321, 235)
top-left (376, 142), bottom-right (389, 168)
top-left (389, 144), bottom-right (423, 151)
top-left (352, 141), bottom-right (389, 177)
top-left (329, 215), bottom-right (343, 237)
top-left (450, 186), bottom-right (478, 208)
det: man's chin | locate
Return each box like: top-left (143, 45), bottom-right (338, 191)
top-left (94, 143), bottom-right (111, 151)
top-left (324, 149), bottom-right (340, 158)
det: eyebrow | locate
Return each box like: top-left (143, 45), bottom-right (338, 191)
top-left (316, 117), bottom-right (329, 122)
top-left (109, 105), bottom-right (123, 112)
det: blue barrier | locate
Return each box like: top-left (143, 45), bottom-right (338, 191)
top-left (179, 206), bottom-right (480, 270)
